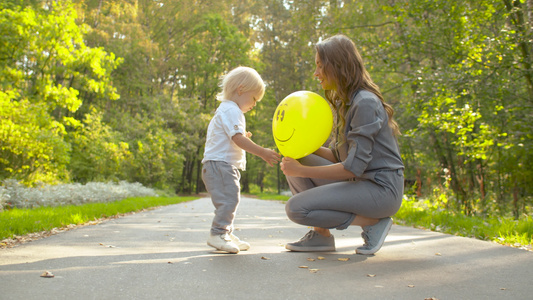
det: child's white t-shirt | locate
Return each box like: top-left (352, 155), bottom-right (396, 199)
top-left (202, 101), bottom-right (247, 170)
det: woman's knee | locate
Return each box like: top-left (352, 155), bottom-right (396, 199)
top-left (285, 197), bottom-right (307, 224)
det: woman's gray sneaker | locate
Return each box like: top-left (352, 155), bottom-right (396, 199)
top-left (356, 217), bottom-right (393, 255)
top-left (285, 230), bottom-right (335, 252)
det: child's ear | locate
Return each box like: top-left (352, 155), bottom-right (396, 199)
top-left (237, 85), bottom-right (243, 96)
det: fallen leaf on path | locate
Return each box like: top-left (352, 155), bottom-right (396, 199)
top-left (317, 256), bottom-right (325, 260)
top-left (408, 285), bottom-right (415, 288)
top-left (435, 253), bottom-right (442, 256)
top-left (367, 274), bottom-right (376, 277)
top-left (500, 288), bottom-right (507, 290)
top-left (309, 269), bottom-right (319, 273)
top-left (307, 258), bottom-right (315, 261)
top-left (338, 258), bottom-right (349, 261)
top-left (261, 256), bottom-right (270, 260)
top-left (40, 271), bottom-right (54, 278)
top-left (298, 266), bottom-right (308, 269)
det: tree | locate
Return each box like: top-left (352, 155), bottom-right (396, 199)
top-left (0, 1), bottom-right (120, 185)
top-left (370, 0), bottom-right (532, 216)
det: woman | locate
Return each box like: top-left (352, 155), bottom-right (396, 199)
top-left (280, 34), bottom-right (404, 255)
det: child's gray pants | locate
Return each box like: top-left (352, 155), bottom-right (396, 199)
top-left (202, 161), bottom-right (241, 236)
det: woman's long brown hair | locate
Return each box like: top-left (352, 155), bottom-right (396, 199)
top-left (316, 35), bottom-right (400, 142)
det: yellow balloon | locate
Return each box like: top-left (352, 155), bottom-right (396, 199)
top-left (272, 91), bottom-right (333, 159)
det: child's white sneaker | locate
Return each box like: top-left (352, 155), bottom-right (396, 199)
top-left (229, 233), bottom-right (250, 251)
top-left (207, 233), bottom-right (240, 253)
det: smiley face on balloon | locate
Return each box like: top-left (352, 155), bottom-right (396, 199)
top-left (272, 91), bottom-right (333, 159)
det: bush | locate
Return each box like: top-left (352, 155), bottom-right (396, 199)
top-left (0, 179), bottom-right (157, 211)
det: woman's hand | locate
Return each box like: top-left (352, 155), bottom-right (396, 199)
top-left (280, 157), bottom-right (303, 177)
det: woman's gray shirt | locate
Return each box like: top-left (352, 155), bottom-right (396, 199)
top-left (332, 90), bottom-right (404, 179)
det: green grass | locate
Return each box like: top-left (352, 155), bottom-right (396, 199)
top-left (252, 193), bottom-right (291, 201)
top-left (395, 198), bottom-right (533, 248)
top-left (0, 196), bottom-right (197, 241)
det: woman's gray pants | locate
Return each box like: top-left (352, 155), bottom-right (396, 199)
top-left (285, 155), bottom-right (404, 230)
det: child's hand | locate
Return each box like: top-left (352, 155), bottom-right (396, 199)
top-left (261, 148), bottom-right (281, 167)
top-left (245, 131), bottom-right (252, 138)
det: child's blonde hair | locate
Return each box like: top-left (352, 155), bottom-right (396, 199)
top-left (216, 66), bottom-right (265, 102)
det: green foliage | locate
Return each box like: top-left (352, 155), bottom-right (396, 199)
top-left (369, 0), bottom-right (533, 216)
top-left (68, 108), bottom-right (132, 182)
top-left (0, 1), bottom-right (120, 185)
top-left (0, 91), bottom-right (70, 184)
top-left (126, 126), bottom-right (184, 190)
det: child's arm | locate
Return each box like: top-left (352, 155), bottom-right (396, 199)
top-left (232, 133), bottom-right (281, 167)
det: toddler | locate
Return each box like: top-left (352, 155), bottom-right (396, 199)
top-left (202, 66), bottom-right (280, 253)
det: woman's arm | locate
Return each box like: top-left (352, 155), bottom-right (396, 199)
top-left (313, 146), bottom-right (338, 163)
top-left (280, 157), bottom-right (355, 180)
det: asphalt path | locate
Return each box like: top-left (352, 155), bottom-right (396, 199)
top-left (1, 196), bottom-right (532, 300)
